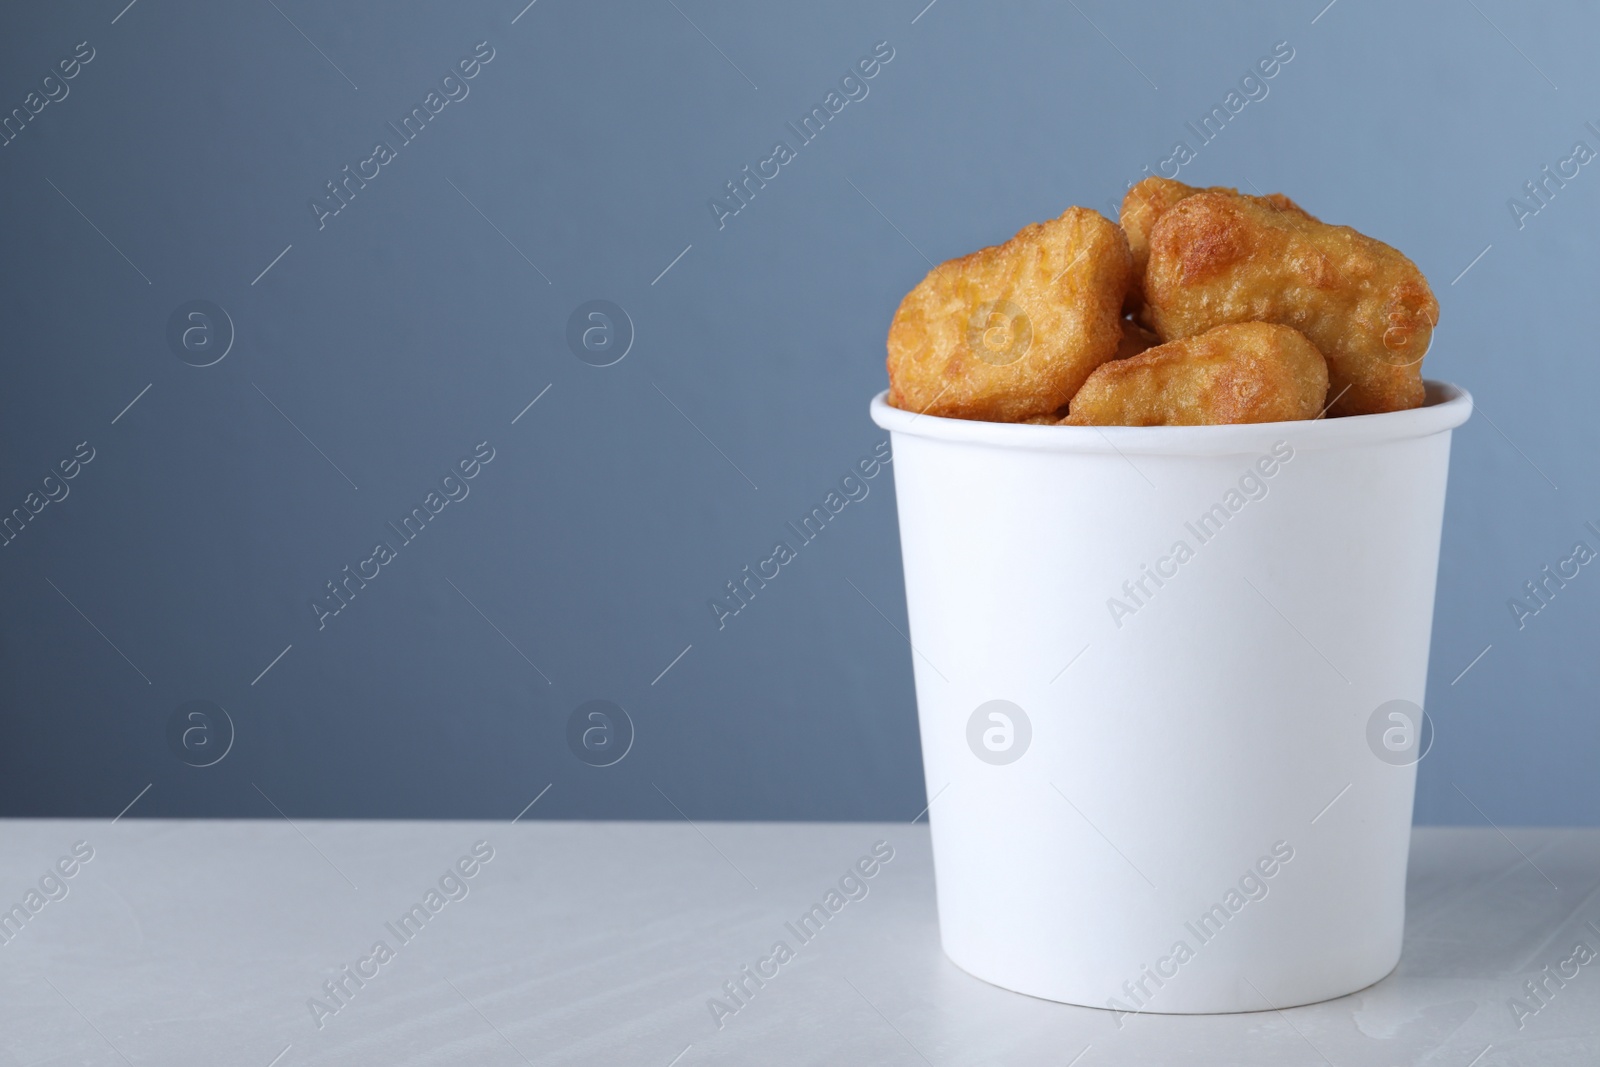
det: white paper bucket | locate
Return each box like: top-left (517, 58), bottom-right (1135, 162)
top-left (870, 381), bottom-right (1472, 1015)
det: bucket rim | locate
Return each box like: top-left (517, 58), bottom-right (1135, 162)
top-left (869, 380), bottom-right (1472, 455)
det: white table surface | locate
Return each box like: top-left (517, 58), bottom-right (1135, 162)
top-left (0, 820), bottom-right (1595, 1065)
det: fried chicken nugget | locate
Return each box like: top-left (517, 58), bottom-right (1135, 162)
top-left (1120, 177), bottom-right (1311, 306)
top-left (886, 207), bottom-right (1131, 422)
top-left (1063, 322), bottom-right (1327, 426)
top-left (1143, 191), bottom-right (1436, 417)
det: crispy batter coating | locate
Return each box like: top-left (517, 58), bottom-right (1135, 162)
top-left (1117, 317), bottom-right (1160, 361)
top-left (886, 207), bottom-right (1132, 422)
top-left (1143, 191), bottom-right (1435, 417)
top-left (1120, 177), bottom-right (1310, 307)
top-left (1063, 322), bottom-right (1328, 426)
top-left (1019, 319), bottom-right (1149, 423)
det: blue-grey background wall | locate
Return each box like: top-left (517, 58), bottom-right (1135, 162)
top-left (0, 0), bottom-right (1594, 824)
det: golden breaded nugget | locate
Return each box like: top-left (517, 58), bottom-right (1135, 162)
top-left (1120, 177), bottom-right (1311, 306)
top-left (1117, 318), bottom-right (1160, 361)
top-left (1144, 191), bottom-right (1435, 416)
top-left (1013, 319), bottom-right (1154, 419)
top-left (1063, 322), bottom-right (1327, 426)
top-left (886, 207), bottom-right (1132, 422)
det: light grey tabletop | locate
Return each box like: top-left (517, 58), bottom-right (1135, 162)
top-left (0, 820), bottom-right (1595, 1065)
